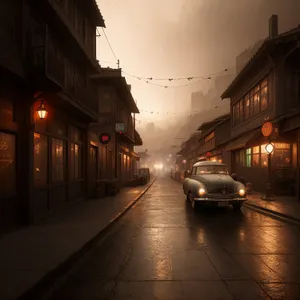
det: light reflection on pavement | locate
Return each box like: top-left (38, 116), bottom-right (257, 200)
top-left (51, 177), bottom-right (300, 300)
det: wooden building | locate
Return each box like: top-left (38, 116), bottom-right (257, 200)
top-left (221, 15), bottom-right (300, 196)
top-left (0, 0), bottom-right (106, 233)
top-left (90, 68), bottom-right (142, 192)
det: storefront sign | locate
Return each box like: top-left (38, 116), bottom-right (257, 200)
top-left (99, 133), bottom-right (111, 144)
top-left (262, 122), bottom-right (273, 137)
top-left (115, 122), bottom-right (125, 133)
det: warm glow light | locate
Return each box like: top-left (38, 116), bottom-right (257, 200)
top-left (154, 163), bottom-right (163, 170)
top-left (265, 143), bottom-right (274, 154)
top-left (199, 188), bottom-right (206, 196)
top-left (36, 101), bottom-right (47, 119)
top-left (182, 159), bottom-right (187, 164)
top-left (238, 189), bottom-right (246, 197)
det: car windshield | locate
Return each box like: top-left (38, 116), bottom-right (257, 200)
top-left (195, 165), bottom-right (229, 175)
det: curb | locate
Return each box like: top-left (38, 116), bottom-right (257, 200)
top-left (17, 178), bottom-right (156, 300)
top-left (244, 202), bottom-right (300, 226)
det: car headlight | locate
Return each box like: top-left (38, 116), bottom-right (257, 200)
top-left (238, 188), bottom-right (246, 197)
top-left (199, 188), bottom-right (206, 196)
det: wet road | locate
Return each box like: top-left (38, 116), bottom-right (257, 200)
top-left (50, 177), bottom-right (300, 300)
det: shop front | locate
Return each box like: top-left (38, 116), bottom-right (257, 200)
top-left (231, 140), bottom-right (297, 195)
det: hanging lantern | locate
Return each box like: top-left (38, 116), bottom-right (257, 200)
top-left (36, 100), bottom-right (47, 119)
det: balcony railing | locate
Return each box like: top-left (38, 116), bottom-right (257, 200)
top-left (29, 30), bottom-right (65, 89)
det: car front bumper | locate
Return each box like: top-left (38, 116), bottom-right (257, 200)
top-left (194, 197), bottom-right (247, 204)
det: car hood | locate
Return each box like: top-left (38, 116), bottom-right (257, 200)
top-left (193, 174), bottom-right (235, 193)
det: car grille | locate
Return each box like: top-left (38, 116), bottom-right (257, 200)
top-left (207, 193), bottom-right (236, 199)
top-left (209, 187), bottom-right (234, 194)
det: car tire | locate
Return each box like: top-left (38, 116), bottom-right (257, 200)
top-left (188, 192), bottom-right (197, 210)
top-left (233, 202), bottom-right (243, 210)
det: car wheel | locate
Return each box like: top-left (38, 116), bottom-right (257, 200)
top-left (189, 192), bottom-right (197, 210)
top-left (233, 202), bottom-right (243, 210)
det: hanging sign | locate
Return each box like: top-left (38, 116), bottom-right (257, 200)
top-left (261, 121), bottom-right (273, 137)
top-left (99, 133), bottom-right (111, 144)
top-left (115, 122), bottom-right (125, 133)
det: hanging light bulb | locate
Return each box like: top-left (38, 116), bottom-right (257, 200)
top-left (36, 100), bottom-right (47, 119)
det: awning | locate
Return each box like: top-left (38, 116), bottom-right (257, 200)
top-left (225, 130), bottom-right (261, 151)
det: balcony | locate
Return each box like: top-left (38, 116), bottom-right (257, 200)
top-left (29, 29), bottom-right (65, 90)
top-left (46, 0), bottom-right (101, 68)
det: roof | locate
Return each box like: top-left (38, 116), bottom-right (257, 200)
top-left (221, 26), bottom-right (300, 98)
top-left (134, 129), bottom-right (143, 146)
top-left (91, 1), bottom-right (106, 27)
top-left (197, 114), bottom-right (230, 132)
top-left (193, 161), bottom-right (225, 167)
top-left (91, 68), bottom-right (139, 113)
top-left (225, 129), bottom-right (261, 151)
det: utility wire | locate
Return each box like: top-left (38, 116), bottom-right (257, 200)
top-left (98, 29), bottom-right (237, 89)
top-left (101, 27), bottom-right (118, 63)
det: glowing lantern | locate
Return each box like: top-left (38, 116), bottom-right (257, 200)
top-left (36, 101), bottom-right (47, 119)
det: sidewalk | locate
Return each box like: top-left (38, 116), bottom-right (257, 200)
top-left (0, 179), bottom-right (155, 300)
top-left (245, 192), bottom-right (300, 223)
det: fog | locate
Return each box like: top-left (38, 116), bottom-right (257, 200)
top-left (97, 0), bottom-right (300, 154)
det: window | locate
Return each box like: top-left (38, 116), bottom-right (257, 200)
top-left (191, 167), bottom-right (196, 175)
top-left (244, 95), bottom-right (250, 120)
top-left (273, 143), bottom-right (291, 167)
top-left (261, 79), bottom-right (268, 111)
top-left (52, 138), bottom-right (66, 182)
top-left (249, 90), bottom-right (254, 118)
top-left (70, 143), bottom-right (82, 179)
top-left (252, 146), bottom-right (260, 167)
top-left (233, 100), bottom-right (244, 126)
top-left (239, 150), bottom-right (245, 166)
top-left (233, 77), bottom-right (268, 126)
top-left (0, 132), bottom-right (16, 197)
top-left (260, 144), bottom-right (268, 168)
top-left (204, 131), bottom-right (215, 143)
top-left (246, 148), bottom-right (251, 167)
top-left (34, 133), bottom-right (48, 186)
top-left (196, 165), bottom-right (229, 175)
top-left (253, 90), bottom-right (260, 115)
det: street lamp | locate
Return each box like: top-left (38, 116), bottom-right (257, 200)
top-left (36, 100), bottom-right (47, 119)
top-left (262, 142), bottom-right (275, 201)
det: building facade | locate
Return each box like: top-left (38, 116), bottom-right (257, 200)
top-left (0, 0), bottom-right (110, 233)
top-left (222, 15), bottom-right (300, 196)
top-left (91, 68), bottom-right (142, 192)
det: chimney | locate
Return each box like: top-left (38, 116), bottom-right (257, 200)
top-left (269, 15), bottom-right (278, 38)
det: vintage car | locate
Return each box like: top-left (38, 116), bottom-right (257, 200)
top-left (183, 161), bottom-right (247, 210)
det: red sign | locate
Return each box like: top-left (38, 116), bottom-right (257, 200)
top-left (99, 133), bottom-right (111, 144)
top-left (206, 152), bottom-right (212, 157)
top-left (261, 122), bottom-right (273, 137)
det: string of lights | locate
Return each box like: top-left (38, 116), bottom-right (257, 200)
top-left (139, 105), bottom-right (225, 115)
top-left (97, 29), bottom-right (237, 89)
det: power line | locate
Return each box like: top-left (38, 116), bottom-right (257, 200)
top-left (98, 29), bottom-right (237, 89)
top-left (121, 68), bottom-right (236, 88)
top-left (100, 27), bottom-right (119, 67)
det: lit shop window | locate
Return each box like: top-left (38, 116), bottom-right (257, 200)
top-left (34, 133), bottom-right (48, 186)
top-left (52, 138), bottom-right (65, 182)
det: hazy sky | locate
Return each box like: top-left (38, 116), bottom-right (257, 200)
top-left (96, 0), bottom-right (300, 128)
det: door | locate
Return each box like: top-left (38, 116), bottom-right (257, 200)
top-left (88, 145), bottom-right (98, 198)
